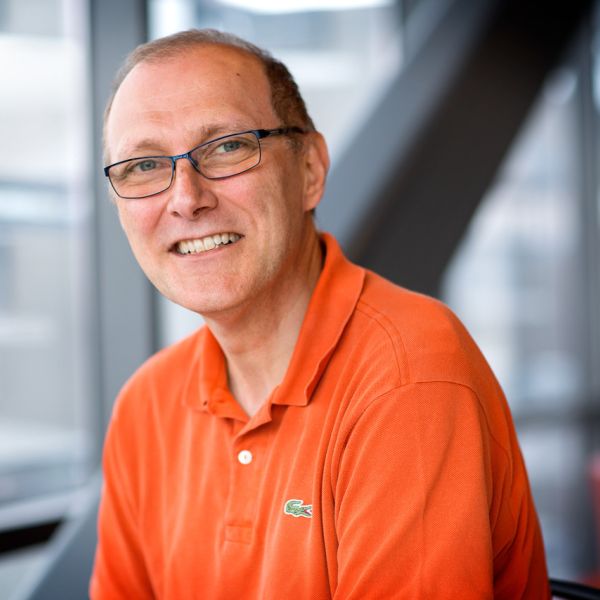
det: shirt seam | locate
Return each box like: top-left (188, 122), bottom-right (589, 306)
top-left (354, 299), bottom-right (411, 384)
top-left (350, 380), bottom-right (514, 476)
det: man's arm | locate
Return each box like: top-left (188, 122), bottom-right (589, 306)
top-left (90, 412), bottom-right (155, 599)
top-left (332, 381), bottom-right (549, 599)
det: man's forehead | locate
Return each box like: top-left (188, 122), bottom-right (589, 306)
top-left (110, 45), bottom-right (274, 127)
top-left (105, 44), bottom-right (276, 160)
top-left (124, 44), bottom-right (267, 95)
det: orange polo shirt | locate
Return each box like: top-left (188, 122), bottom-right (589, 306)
top-left (91, 233), bottom-right (549, 599)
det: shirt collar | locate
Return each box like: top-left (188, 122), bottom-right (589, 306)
top-left (182, 232), bottom-right (365, 416)
top-left (271, 232), bottom-right (364, 407)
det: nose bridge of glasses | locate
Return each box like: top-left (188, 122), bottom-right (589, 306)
top-left (172, 150), bottom-right (201, 175)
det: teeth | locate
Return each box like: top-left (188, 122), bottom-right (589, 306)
top-left (176, 232), bottom-right (241, 255)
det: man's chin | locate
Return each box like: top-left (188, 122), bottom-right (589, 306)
top-left (164, 291), bottom-right (244, 320)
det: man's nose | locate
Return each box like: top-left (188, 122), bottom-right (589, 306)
top-left (166, 157), bottom-right (217, 219)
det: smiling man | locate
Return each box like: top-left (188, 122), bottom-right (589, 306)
top-left (91, 29), bottom-right (550, 599)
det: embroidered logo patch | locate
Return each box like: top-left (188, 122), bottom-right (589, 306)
top-left (284, 498), bottom-right (313, 519)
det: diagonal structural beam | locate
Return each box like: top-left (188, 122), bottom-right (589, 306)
top-left (319, 0), bottom-right (594, 296)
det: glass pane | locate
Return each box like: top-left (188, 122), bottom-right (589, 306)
top-left (517, 424), bottom-right (594, 579)
top-left (0, 0), bottom-right (95, 512)
top-left (441, 68), bottom-right (585, 414)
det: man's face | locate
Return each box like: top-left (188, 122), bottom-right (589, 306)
top-left (105, 45), bottom-right (327, 318)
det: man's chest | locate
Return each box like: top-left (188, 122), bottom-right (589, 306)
top-left (138, 405), bottom-right (337, 599)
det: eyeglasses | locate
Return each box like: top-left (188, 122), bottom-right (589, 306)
top-left (103, 127), bottom-right (305, 199)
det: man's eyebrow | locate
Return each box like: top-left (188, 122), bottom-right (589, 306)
top-left (117, 139), bottom-right (167, 158)
top-left (198, 121), bottom-right (253, 141)
top-left (116, 121), bottom-right (257, 159)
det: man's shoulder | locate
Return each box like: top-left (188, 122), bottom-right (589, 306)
top-left (332, 269), bottom-right (508, 451)
top-left (348, 270), bottom-right (492, 388)
top-left (112, 326), bottom-right (205, 417)
top-left (358, 269), bottom-right (454, 325)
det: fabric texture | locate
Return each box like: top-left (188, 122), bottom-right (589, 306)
top-left (91, 233), bottom-right (550, 599)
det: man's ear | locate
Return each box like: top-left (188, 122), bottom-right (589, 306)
top-left (302, 132), bottom-right (330, 212)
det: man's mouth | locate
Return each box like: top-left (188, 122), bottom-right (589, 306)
top-left (174, 232), bottom-right (242, 255)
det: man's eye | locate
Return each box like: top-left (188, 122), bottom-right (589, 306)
top-left (134, 159), bottom-right (158, 172)
top-left (215, 140), bottom-right (243, 154)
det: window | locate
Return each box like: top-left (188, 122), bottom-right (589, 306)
top-left (441, 57), bottom-right (600, 578)
top-left (0, 0), bottom-right (95, 524)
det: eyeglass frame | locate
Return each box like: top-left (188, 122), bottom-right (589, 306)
top-left (103, 126), bottom-right (306, 199)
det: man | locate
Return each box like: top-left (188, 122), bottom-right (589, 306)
top-left (91, 29), bottom-right (550, 599)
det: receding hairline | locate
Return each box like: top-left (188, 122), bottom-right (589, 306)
top-left (105, 40), bottom-right (268, 129)
top-left (103, 43), bottom-right (275, 164)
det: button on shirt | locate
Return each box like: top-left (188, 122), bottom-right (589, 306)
top-left (237, 450), bottom-right (253, 465)
top-left (91, 233), bottom-right (550, 600)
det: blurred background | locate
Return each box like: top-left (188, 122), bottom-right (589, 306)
top-left (0, 0), bottom-right (599, 597)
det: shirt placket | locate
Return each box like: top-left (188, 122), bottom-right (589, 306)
top-left (223, 425), bottom-right (269, 547)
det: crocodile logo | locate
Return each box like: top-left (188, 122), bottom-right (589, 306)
top-left (284, 499), bottom-right (313, 519)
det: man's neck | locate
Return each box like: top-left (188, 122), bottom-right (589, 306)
top-left (204, 231), bottom-right (323, 416)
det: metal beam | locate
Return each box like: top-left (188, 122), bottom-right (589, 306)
top-left (88, 0), bottom-right (154, 433)
top-left (319, 0), bottom-right (594, 296)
